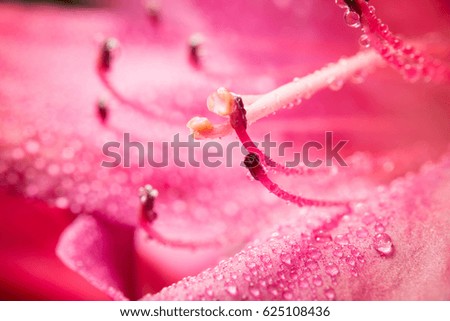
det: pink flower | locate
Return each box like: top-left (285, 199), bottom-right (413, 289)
top-left (0, 0), bottom-right (449, 300)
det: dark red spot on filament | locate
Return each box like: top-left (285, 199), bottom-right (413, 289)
top-left (244, 153), bottom-right (265, 181)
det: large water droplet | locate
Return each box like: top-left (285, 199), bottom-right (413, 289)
top-left (344, 10), bottom-right (361, 28)
top-left (373, 233), bottom-right (394, 256)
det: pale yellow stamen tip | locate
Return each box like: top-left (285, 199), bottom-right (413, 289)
top-left (206, 87), bottom-right (234, 116)
top-left (187, 116), bottom-right (214, 138)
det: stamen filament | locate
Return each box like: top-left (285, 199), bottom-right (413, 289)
top-left (188, 50), bottom-right (383, 139)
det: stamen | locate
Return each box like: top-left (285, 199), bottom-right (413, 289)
top-left (139, 184), bottom-right (158, 223)
top-left (145, 0), bottom-right (161, 25)
top-left (98, 37), bottom-right (119, 73)
top-left (188, 50), bottom-right (383, 139)
top-left (228, 96), bottom-right (348, 208)
top-left (138, 185), bottom-right (221, 248)
top-left (243, 153), bottom-right (347, 208)
top-left (188, 33), bottom-right (204, 67)
top-left (96, 98), bottom-right (109, 123)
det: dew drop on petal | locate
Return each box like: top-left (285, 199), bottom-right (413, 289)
top-left (356, 227), bottom-right (369, 238)
top-left (299, 278), bottom-right (309, 289)
top-left (344, 10), bottom-right (361, 28)
top-left (325, 263), bottom-right (340, 277)
top-left (312, 275), bottom-right (323, 287)
top-left (283, 291), bottom-right (294, 300)
top-left (226, 284), bottom-right (238, 297)
top-left (373, 233), bottom-right (394, 256)
top-left (324, 288), bottom-right (336, 300)
top-left (345, 256), bottom-right (356, 267)
top-left (314, 231), bottom-right (332, 243)
top-left (249, 287), bottom-right (260, 298)
top-left (280, 252), bottom-right (292, 265)
top-left (334, 234), bottom-right (349, 245)
top-left (308, 246), bottom-right (323, 260)
top-left (374, 222), bottom-right (385, 233)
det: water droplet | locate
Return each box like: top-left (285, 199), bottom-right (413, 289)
top-left (55, 197), bottom-right (69, 209)
top-left (374, 222), bottom-right (385, 233)
top-left (325, 263), bottom-right (340, 277)
top-left (25, 140), bottom-right (40, 154)
top-left (333, 248), bottom-right (343, 258)
top-left (356, 227), bottom-right (369, 238)
top-left (205, 288), bottom-right (214, 297)
top-left (373, 233), bottom-right (394, 256)
top-left (308, 247), bottom-right (322, 260)
top-left (335, 0), bottom-right (347, 9)
top-left (328, 77), bottom-right (344, 91)
top-left (378, 23), bottom-right (389, 35)
top-left (351, 70), bottom-right (367, 84)
top-left (362, 212), bottom-right (376, 225)
top-left (345, 256), bottom-right (356, 267)
top-left (314, 231), bottom-right (332, 243)
top-left (305, 259), bottom-right (318, 270)
top-left (280, 252), bottom-right (292, 265)
top-left (403, 64), bottom-right (420, 82)
top-left (312, 275), bottom-right (323, 287)
top-left (226, 284), bottom-right (238, 296)
top-left (324, 288), bottom-right (336, 300)
top-left (334, 234), bottom-right (349, 245)
top-left (249, 287), bottom-right (260, 298)
top-left (344, 10), bottom-right (361, 28)
top-left (359, 34), bottom-right (370, 48)
top-left (292, 77), bottom-right (300, 82)
top-left (283, 291), bottom-right (293, 300)
top-left (299, 278), bottom-right (309, 289)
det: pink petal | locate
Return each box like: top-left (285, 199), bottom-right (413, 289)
top-left (144, 153), bottom-right (450, 300)
top-left (0, 0), bottom-right (449, 300)
top-left (56, 215), bottom-right (135, 300)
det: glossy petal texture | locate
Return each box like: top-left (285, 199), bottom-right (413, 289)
top-left (0, 0), bottom-right (449, 300)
